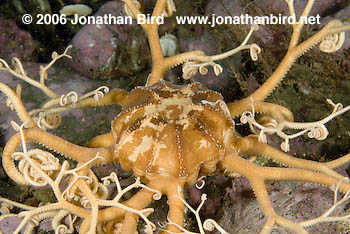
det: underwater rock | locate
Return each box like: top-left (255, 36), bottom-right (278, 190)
top-left (205, 0), bottom-right (276, 45)
top-left (220, 175), bottom-right (347, 233)
top-left (253, 0), bottom-right (348, 17)
top-left (69, 0), bottom-right (149, 79)
top-left (70, 21), bottom-right (120, 79)
top-left (205, 0), bottom-right (349, 45)
top-left (205, 0), bottom-right (244, 17)
top-left (0, 17), bottom-right (39, 61)
top-left (0, 216), bottom-right (22, 234)
top-left (179, 34), bottom-right (240, 102)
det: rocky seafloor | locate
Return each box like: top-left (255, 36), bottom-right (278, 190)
top-left (0, 0), bottom-right (349, 233)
